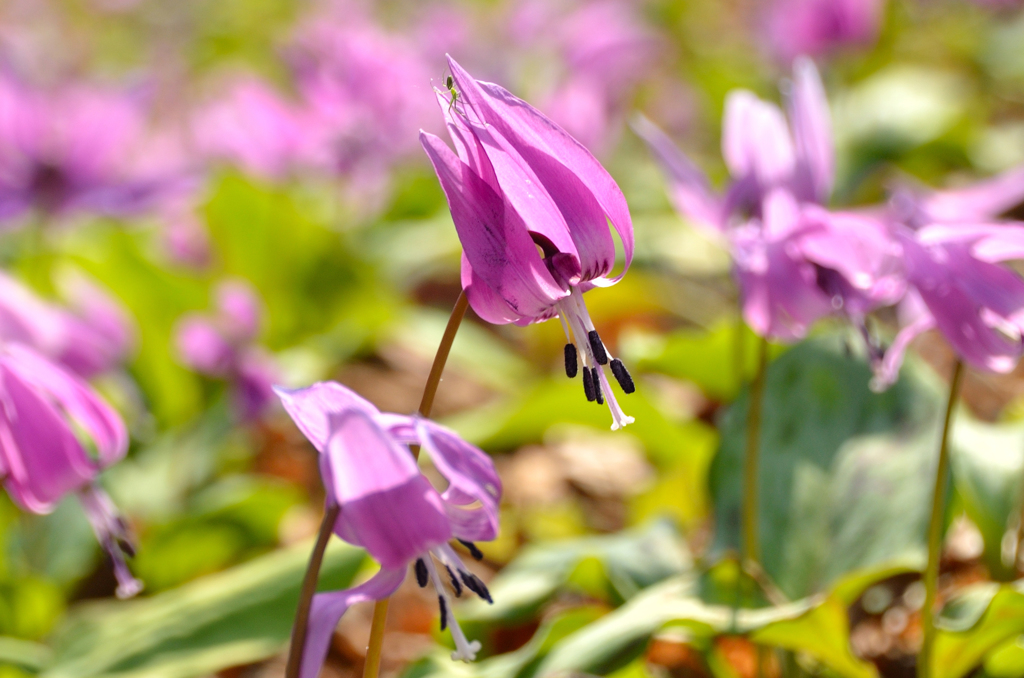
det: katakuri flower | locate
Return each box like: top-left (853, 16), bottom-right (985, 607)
top-left (890, 164), bottom-right (1024, 228)
top-left (872, 222), bottom-right (1024, 390)
top-left (175, 279), bottom-right (278, 421)
top-left (634, 56), bottom-right (833, 236)
top-left (0, 342), bottom-right (140, 597)
top-left (764, 0), bottom-right (884, 64)
top-left (275, 381), bottom-right (501, 678)
top-left (420, 56), bottom-right (637, 429)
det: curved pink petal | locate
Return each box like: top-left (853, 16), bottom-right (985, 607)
top-left (0, 358), bottom-right (98, 513)
top-left (324, 410), bottom-right (451, 568)
top-left (722, 91), bottom-right (796, 191)
top-left (920, 165), bottom-right (1024, 223)
top-left (788, 57), bottom-right (833, 202)
top-left (415, 419), bottom-right (502, 542)
top-left (2, 343), bottom-right (127, 468)
top-left (632, 114), bottom-right (725, 235)
top-left (420, 131), bottom-right (568, 319)
top-left (447, 56), bottom-right (634, 285)
top-left (300, 568), bottom-right (406, 678)
top-left (274, 381), bottom-right (380, 453)
top-left (460, 254), bottom-right (530, 326)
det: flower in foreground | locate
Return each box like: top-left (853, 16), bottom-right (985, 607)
top-left (0, 342), bottom-right (140, 597)
top-left (175, 279), bottom-right (278, 421)
top-left (420, 56), bottom-right (636, 429)
top-left (872, 223), bottom-right (1024, 390)
top-left (276, 381), bottom-right (501, 678)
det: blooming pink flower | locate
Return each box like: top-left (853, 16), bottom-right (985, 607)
top-left (0, 342), bottom-right (139, 597)
top-left (891, 164), bottom-right (1024, 227)
top-left (420, 56), bottom-right (636, 429)
top-left (873, 223), bottom-right (1024, 389)
top-left (764, 0), bottom-right (884, 64)
top-left (175, 279), bottom-right (278, 421)
top-left (276, 382), bottom-right (501, 678)
top-left (0, 71), bottom-right (184, 223)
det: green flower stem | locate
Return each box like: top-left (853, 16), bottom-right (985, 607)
top-left (742, 336), bottom-right (769, 568)
top-left (284, 290), bottom-right (469, 678)
top-left (918, 359), bottom-right (964, 678)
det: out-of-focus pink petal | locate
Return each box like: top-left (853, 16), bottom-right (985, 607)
top-left (215, 279), bottom-right (262, 343)
top-left (722, 91), bottom-right (796, 191)
top-left (766, 0), bottom-right (883, 63)
top-left (274, 381), bottom-right (380, 454)
top-left (174, 316), bottom-right (233, 376)
top-left (56, 271), bottom-right (137, 376)
top-left (788, 57), bottom-right (834, 202)
top-left (2, 344), bottom-right (128, 467)
top-left (234, 349), bottom-right (278, 422)
top-left (447, 56), bottom-right (634, 285)
top-left (918, 165), bottom-right (1024, 223)
top-left (416, 419), bottom-right (502, 542)
top-left (872, 311), bottom-right (935, 392)
top-left (300, 568), bottom-right (406, 678)
top-left (631, 115), bottom-right (725, 235)
top-left (420, 131), bottom-right (568, 320)
top-left (324, 411), bottom-right (451, 568)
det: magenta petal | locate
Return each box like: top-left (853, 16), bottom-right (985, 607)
top-left (919, 165), bottom-right (1024, 223)
top-left (324, 410), bottom-right (451, 568)
top-left (447, 56), bottom-right (634, 284)
top-left (788, 57), bottom-right (833, 202)
top-left (300, 568), bottom-right (406, 678)
top-left (175, 316), bottom-right (233, 376)
top-left (215, 279), bottom-right (263, 343)
top-left (2, 344), bottom-right (127, 468)
top-left (415, 419), bottom-right (502, 542)
top-left (722, 91), bottom-right (796, 191)
top-left (632, 115), bottom-right (725, 235)
top-left (420, 131), bottom-right (568, 319)
top-left (274, 381), bottom-right (380, 453)
top-left (460, 254), bottom-right (530, 326)
top-left (0, 357), bottom-right (98, 513)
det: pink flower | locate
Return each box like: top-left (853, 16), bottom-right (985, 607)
top-left (276, 382), bottom-right (501, 678)
top-left (765, 0), bottom-right (884, 64)
top-left (0, 342), bottom-right (139, 598)
top-left (420, 56), bottom-right (636, 429)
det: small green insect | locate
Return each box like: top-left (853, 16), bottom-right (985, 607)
top-left (445, 74), bottom-right (460, 114)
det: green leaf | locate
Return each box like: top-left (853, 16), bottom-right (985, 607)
top-left (0, 637), bottom-right (51, 672)
top-left (934, 581), bottom-right (1024, 678)
top-left (42, 539), bottom-right (364, 678)
top-left (710, 337), bottom-right (943, 599)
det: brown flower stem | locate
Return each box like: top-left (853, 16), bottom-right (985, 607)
top-left (284, 504), bottom-right (341, 678)
top-left (742, 336), bottom-right (769, 568)
top-left (918, 359), bottom-right (964, 678)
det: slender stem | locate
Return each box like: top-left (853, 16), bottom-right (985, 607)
top-left (285, 504), bottom-right (341, 678)
top-left (285, 290), bottom-right (470, 678)
top-left (361, 290), bottom-right (469, 678)
top-left (742, 337), bottom-right (769, 568)
top-left (733, 311), bottom-right (746, 397)
top-left (918, 360), bottom-right (964, 678)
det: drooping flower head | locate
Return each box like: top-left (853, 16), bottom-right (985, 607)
top-left (175, 279), bottom-right (278, 421)
top-left (420, 56), bottom-right (637, 429)
top-left (638, 58), bottom-right (901, 343)
top-left (276, 381), bottom-right (502, 678)
top-left (0, 71), bottom-right (184, 224)
top-left (872, 223), bottom-right (1024, 390)
top-left (0, 342), bottom-right (140, 598)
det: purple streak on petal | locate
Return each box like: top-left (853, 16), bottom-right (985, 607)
top-left (274, 381), bottom-right (380, 454)
top-left (174, 315), bottom-right (233, 376)
top-left (420, 131), bottom-right (568, 319)
top-left (447, 56), bottom-right (634, 285)
top-left (460, 254), bottom-right (530, 326)
top-left (300, 568), bottom-right (406, 678)
top-left (788, 57), bottom-right (834, 202)
top-left (323, 410), bottom-right (451, 568)
top-left (2, 343), bottom-right (127, 468)
top-left (631, 114), bottom-right (724, 235)
top-left (415, 419), bottom-right (502, 542)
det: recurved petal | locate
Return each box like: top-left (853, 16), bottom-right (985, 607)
top-left (632, 114), bottom-right (725, 236)
top-left (723, 91), bottom-right (796, 190)
top-left (420, 131), bottom-right (568, 319)
top-left (0, 357), bottom-right (98, 513)
top-left (788, 57), bottom-right (834, 203)
top-left (300, 568), bottom-right (407, 678)
top-left (872, 310), bottom-right (935, 392)
top-left (415, 418), bottom-right (501, 542)
top-left (274, 381), bottom-right (380, 453)
top-left (919, 165), bottom-right (1024, 223)
top-left (324, 410), bottom-right (451, 568)
top-left (1, 344), bottom-right (127, 468)
top-left (447, 56), bottom-right (634, 284)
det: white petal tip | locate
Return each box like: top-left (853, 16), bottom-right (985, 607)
top-left (451, 641), bottom-right (482, 663)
